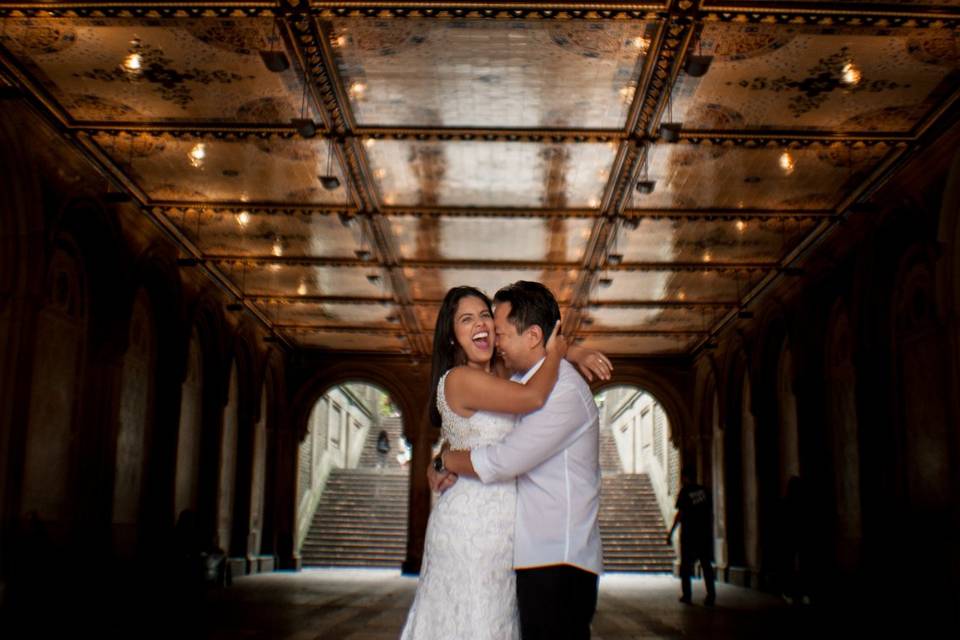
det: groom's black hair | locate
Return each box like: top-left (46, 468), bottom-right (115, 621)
top-left (493, 281), bottom-right (561, 347)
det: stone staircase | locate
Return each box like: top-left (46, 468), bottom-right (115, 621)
top-left (301, 418), bottom-right (672, 572)
top-left (300, 417), bottom-right (409, 568)
top-left (599, 426), bottom-right (675, 573)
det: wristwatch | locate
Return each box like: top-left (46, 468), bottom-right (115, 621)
top-left (433, 452), bottom-right (446, 473)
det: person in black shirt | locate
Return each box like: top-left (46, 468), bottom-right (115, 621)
top-left (376, 429), bottom-right (390, 469)
top-left (667, 467), bottom-right (716, 606)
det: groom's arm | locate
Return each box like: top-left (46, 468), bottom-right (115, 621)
top-left (444, 378), bottom-right (594, 483)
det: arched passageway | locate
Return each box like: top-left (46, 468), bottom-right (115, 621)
top-left (296, 382), bottom-right (410, 568)
top-left (595, 385), bottom-right (678, 573)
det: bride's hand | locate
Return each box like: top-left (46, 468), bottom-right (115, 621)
top-left (545, 322), bottom-right (567, 360)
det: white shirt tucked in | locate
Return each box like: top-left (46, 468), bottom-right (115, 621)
top-left (471, 358), bottom-right (603, 575)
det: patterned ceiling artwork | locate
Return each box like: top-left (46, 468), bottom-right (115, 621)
top-left (1, 1), bottom-right (957, 355)
top-left (0, 17), bottom-right (320, 124)
top-left (330, 18), bottom-right (657, 129)
top-left (672, 23), bottom-right (959, 133)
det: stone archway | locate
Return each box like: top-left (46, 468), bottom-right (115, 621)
top-left (111, 288), bottom-right (157, 558)
top-left (296, 379), bottom-right (409, 569)
top-left (20, 241), bottom-right (89, 542)
top-left (825, 300), bottom-right (862, 572)
top-left (288, 356), bottom-right (430, 572)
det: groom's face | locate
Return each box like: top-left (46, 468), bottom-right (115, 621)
top-left (494, 302), bottom-right (538, 373)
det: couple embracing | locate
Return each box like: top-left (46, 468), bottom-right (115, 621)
top-left (401, 281), bottom-right (613, 640)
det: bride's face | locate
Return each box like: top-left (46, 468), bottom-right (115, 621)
top-left (452, 296), bottom-right (494, 367)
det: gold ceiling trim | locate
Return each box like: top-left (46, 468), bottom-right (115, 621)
top-left (276, 324), bottom-right (407, 335)
top-left (203, 256), bottom-right (778, 271)
top-left (0, 5), bottom-right (276, 19)
top-left (356, 127), bottom-right (626, 144)
top-left (247, 294), bottom-right (396, 304)
top-left (702, 3), bottom-right (960, 24)
top-left (307, 4), bottom-right (666, 20)
top-left (674, 133), bottom-right (912, 147)
top-left (637, 21), bottom-right (694, 136)
top-left (577, 329), bottom-right (709, 336)
top-left (621, 209), bottom-right (834, 219)
top-left (70, 125), bottom-right (913, 147)
top-left (152, 203), bottom-right (358, 215)
top-left (153, 204), bottom-right (834, 219)
top-left (75, 124), bottom-right (321, 137)
top-left (582, 300), bottom-right (735, 309)
top-left (382, 206), bottom-right (599, 219)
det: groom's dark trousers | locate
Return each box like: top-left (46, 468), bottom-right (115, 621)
top-left (516, 564), bottom-right (599, 639)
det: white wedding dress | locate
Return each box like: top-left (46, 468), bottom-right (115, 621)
top-left (400, 371), bottom-right (520, 640)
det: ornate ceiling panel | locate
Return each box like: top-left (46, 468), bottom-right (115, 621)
top-left (615, 217), bottom-right (820, 264)
top-left (388, 215), bottom-right (595, 262)
top-left (2, 1), bottom-right (958, 356)
top-left (0, 17), bottom-right (319, 124)
top-left (261, 300), bottom-right (400, 328)
top-left (630, 143), bottom-right (893, 210)
top-left (577, 334), bottom-right (701, 355)
top-left (584, 306), bottom-right (728, 332)
top-left (282, 329), bottom-right (408, 352)
top-left (330, 18), bottom-right (656, 129)
top-left (366, 139), bottom-right (616, 207)
top-left (590, 269), bottom-right (767, 303)
top-left (673, 23), bottom-right (959, 133)
top-left (166, 210), bottom-right (364, 258)
top-left (218, 263), bottom-right (390, 298)
top-left (91, 133), bottom-right (349, 204)
top-left (404, 267), bottom-right (575, 303)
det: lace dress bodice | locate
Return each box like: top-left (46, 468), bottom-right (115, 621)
top-left (400, 369), bottom-right (520, 640)
top-left (436, 370), bottom-right (515, 450)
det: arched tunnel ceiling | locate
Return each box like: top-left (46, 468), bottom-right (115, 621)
top-left (1, 1), bottom-right (958, 357)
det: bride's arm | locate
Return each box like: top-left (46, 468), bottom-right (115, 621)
top-left (491, 344), bottom-right (612, 382)
top-left (565, 344), bottom-right (614, 382)
top-left (446, 325), bottom-right (566, 415)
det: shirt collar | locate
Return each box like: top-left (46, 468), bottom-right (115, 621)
top-left (515, 356), bottom-right (546, 384)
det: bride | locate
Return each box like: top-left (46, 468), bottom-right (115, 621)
top-left (400, 285), bottom-right (610, 639)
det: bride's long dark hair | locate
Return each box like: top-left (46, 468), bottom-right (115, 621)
top-left (429, 286), bottom-right (493, 428)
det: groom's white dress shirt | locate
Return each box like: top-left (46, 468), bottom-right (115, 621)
top-left (470, 358), bottom-right (603, 575)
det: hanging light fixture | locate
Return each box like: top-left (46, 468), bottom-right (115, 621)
top-left (291, 66), bottom-right (317, 138)
top-left (319, 137), bottom-right (341, 190)
top-left (684, 33), bottom-right (713, 77)
top-left (636, 143), bottom-right (656, 194)
top-left (259, 20), bottom-right (290, 72)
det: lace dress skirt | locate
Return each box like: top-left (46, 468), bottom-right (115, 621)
top-left (401, 475), bottom-right (518, 640)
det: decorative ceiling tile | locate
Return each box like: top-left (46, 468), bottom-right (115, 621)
top-left (577, 334), bottom-right (700, 355)
top-left (284, 330), bottom-right (407, 352)
top-left (330, 18), bottom-right (655, 128)
top-left (615, 217), bottom-right (821, 263)
top-left (404, 267), bottom-right (574, 303)
top-left (260, 300), bottom-right (400, 328)
top-left (672, 23), bottom-right (959, 133)
top-left (219, 264), bottom-right (390, 298)
top-left (367, 139), bottom-right (615, 208)
top-left (0, 18), bottom-right (318, 124)
top-left (93, 133), bottom-right (349, 204)
top-left (389, 215), bottom-right (595, 262)
top-left (590, 269), bottom-right (767, 303)
top-left (166, 210), bottom-right (364, 258)
top-left (584, 306), bottom-right (728, 332)
top-left (630, 143), bottom-right (891, 210)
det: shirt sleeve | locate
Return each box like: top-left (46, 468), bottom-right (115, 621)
top-left (470, 378), bottom-right (592, 484)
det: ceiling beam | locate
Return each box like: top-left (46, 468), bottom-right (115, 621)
top-left (285, 8), bottom-right (430, 356)
top-left (203, 256), bottom-right (780, 271)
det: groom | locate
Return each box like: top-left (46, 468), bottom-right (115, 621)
top-left (433, 281), bottom-right (603, 639)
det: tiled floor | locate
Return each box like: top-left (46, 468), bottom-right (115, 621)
top-left (198, 569), bottom-right (820, 639)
